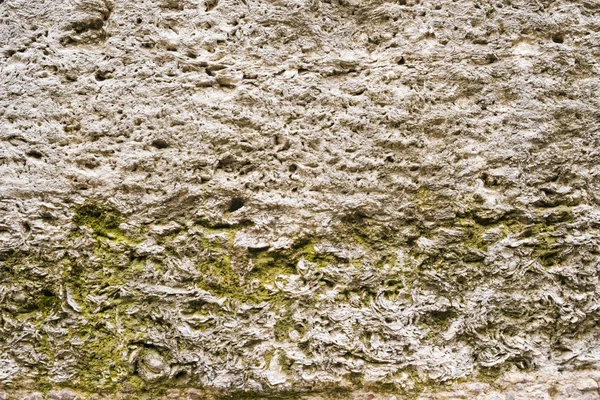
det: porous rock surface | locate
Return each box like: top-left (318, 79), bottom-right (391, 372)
top-left (1, 0), bottom-right (600, 398)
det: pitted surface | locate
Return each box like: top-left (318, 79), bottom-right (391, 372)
top-left (1, 0), bottom-right (600, 398)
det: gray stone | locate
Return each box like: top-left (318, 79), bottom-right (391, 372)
top-left (22, 394), bottom-right (44, 400)
top-left (47, 390), bottom-right (76, 400)
top-left (577, 379), bottom-right (599, 392)
top-left (505, 391), bottom-right (517, 400)
top-left (1, 0), bottom-right (600, 398)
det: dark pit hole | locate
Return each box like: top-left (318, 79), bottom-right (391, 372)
top-left (559, 277), bottom-right (568, 286)
top-left (151, 139), bottom-right (169, 149)
top-left (40, 211), bottom-right (57, 221)
top-left (385, 155), bottom-right (394, 163)
top-left (322, 278), bottom-right (335, 288)
top-left (398, 56), bottom-right (406, 65)
top-left (228, 197), bottom-right (245, 212)
top-left (288, 163), bottom-right (298, 172)
top-left (74, 18), bottom-right (105, 34)
top-left (94, 70), bottom-right (110, 81)
top-left (298, 341), bottom-right (310, 352)
top-left (26, 150), bottom-right (43, 159)
top-left (174, 371), bottom-right (188, 380)
top-left (136, 17), bottom-right (142, 24)
top-left (552, 33), bottom-right (564, 43)
top-left (205, 0), bottom-right (218, 11)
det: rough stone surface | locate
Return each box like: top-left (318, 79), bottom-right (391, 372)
top-left (1, 0), bottom-right (600, 398)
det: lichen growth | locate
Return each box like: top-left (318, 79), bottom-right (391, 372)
top-left (73, 201), bottom-right (133, 242)
top-left (0, 192), bottom-right (582, 397)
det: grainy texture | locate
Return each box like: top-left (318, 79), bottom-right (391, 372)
top-left (1, 0), bottom-right (600, 398)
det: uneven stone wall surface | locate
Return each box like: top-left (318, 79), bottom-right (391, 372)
top-left (2, 0), bottom-right (600, 398)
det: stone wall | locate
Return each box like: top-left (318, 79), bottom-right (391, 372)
top-left (1, 0), bottom-right (600, 398)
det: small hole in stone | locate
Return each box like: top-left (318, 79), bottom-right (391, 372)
top-left (205, 0), bottom-right (218, 11)
top-left (151, 139), bottom-right (169, 149)
top-left (288, 164), bottom-right (298, 172)
top-left (322, 279), bottom-right (335, 288)
top-left (95, 70), bottom-right (110, 81)
top-left (228, 197), bottom-right (245, 212)
top-left (174, 371), bottom-right (187, 380)
top-left (398, 56), bottom-right (405, 65)
top-left (136, 17), bottom-right (142, 24)
top-left (26, 150), bottom-right (43, 159)
top-left (552, 33), bottom-right (564, 43)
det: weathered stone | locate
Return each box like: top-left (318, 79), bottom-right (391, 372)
top-left (577, 379), bottom-right (600, 392)
top-left (137, 349), bottom-right (169, 382)
top-left (47, 390), bottom-right (77, 400)
top-left (22, 394), bottom-right (44, 400)
top-left (1, 0), bottom-right (600, 398)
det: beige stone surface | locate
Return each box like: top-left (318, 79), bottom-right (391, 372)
top-left (1, 0), bottom-right (600, 398)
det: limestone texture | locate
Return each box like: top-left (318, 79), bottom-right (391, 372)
top-left (1, 0), bottom-right (600, 398)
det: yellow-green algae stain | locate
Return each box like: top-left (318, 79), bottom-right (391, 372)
top-left (1, 193), bottom-right (579, 398)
